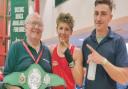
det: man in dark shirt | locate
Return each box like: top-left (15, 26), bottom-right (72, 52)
top-left (3, 13), bottom-right (51, 89)
top-left (82, 0), bottom-right (128, 89)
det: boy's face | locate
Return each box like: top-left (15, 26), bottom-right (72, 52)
top-left (57, 22), bottom-right (72, 43)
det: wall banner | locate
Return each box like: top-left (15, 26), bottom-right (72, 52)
top-left (10, 0), bottom-right (28, 43)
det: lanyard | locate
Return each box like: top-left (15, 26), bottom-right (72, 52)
top-left (22, 40), bottom-right (43, 64)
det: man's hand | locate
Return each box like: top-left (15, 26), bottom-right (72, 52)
top-left (86, 44), bottom-right (107, 65)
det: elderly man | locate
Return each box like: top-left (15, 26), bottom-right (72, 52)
top-left (3, 13), bottom-right (52, 89)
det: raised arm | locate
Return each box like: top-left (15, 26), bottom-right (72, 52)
top-left (86, 44), bottom-right (128, 84)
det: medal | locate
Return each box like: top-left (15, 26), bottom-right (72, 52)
top-left (28, 68), bottom-right (41, 89)
top-left (19, 73), bottom-right (26, 84)
top-left (43, 74), bottom-right (51, 85)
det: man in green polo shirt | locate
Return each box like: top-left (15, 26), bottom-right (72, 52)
top-left (3, 13), bottom-right (64, 89)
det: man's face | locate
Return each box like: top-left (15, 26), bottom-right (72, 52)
top-left (25, 15), bottom-right (43, 41)
top-left (94, 4), bottom-right (112, 31)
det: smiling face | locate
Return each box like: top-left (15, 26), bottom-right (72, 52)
top-left (56, 13), bottom-right (74, 44)
top-left (57, 22), bottom-right (72, 43)
top-left (94, 4), bottom-right (112, 31)
top-left (25, 13), bottom-right (43, 42)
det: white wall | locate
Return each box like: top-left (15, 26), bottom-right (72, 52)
top-left (55, 0), bottom-right (94, 31)
top-left (113, 0), bottom-right (128, 19)
top-left (41, 0), bottom-right (55, 40)
top-left (41, 0), bottom-right (128, 40)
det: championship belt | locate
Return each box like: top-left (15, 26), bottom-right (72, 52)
top-left (3, 64), bottom-right (65, 89)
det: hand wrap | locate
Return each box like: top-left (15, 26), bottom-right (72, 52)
top-left (64, 48), bottom-right (75, 68)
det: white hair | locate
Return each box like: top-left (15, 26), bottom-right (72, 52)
top-left (24, 12), bottom-right (41, 25)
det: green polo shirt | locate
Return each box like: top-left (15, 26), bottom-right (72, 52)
top-left (4, 41), bottom-right (51, 76)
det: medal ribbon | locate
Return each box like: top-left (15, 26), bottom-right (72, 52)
top-left (22, 40), bottom-right (43, 64)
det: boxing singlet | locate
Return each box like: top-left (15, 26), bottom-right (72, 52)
top-left (52, 45), bottom-right (75, 89)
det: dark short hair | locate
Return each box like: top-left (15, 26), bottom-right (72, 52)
top-left (56, 12), bottom-right (74, 31)
top-left (95, 0), bottom-right (115, 11)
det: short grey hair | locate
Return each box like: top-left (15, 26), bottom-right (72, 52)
top-left (24, 13), bottom-right (41, 25)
